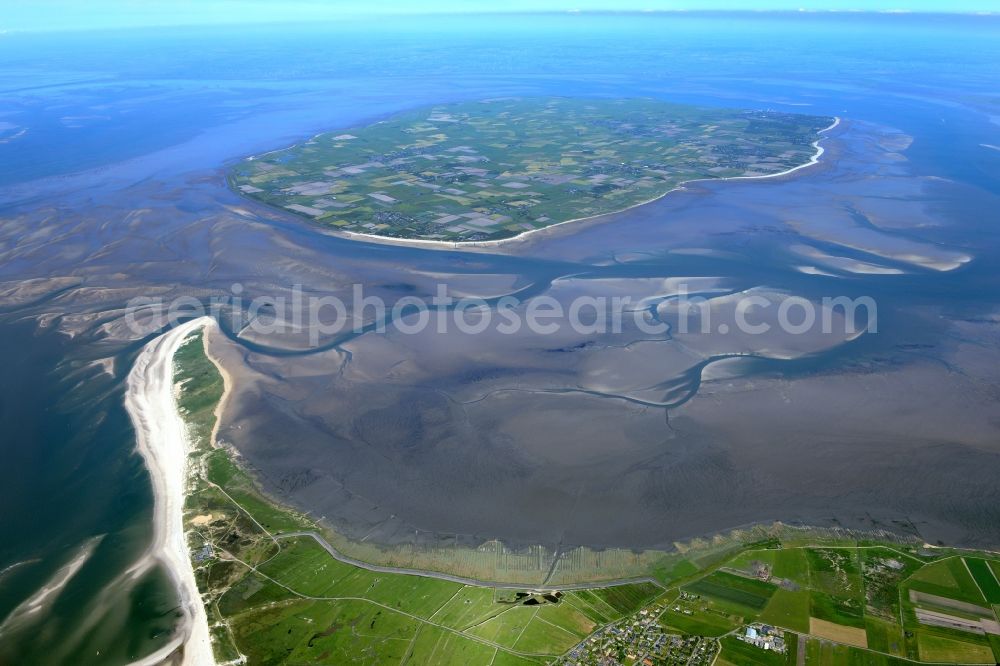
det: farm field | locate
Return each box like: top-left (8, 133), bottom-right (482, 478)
top-left (648, 543), bottom-right (1000, 666)
top-left (174, 330), bottom-right (1000, 665)
top-left (716, 635), bottom-right (787, 666)
top-left (175, 330), bottom-right (661, 664)
top-left (965, 557), bottom-right (1000, 603)
top-left (760, 588), bottom-right (811, 633)
top-left (229, 97), bottom-right (832, 242)
top-left (684, 570), bottom-right (778, 615)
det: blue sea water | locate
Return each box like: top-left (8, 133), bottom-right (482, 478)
top-left (0, 12), bottom-right (998, 664)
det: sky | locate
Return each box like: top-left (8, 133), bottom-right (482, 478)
top-left (2, 0), bottom-right (997, 32)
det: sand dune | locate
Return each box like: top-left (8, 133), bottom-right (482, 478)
top-left (124, 317), bottom-right (216, 666)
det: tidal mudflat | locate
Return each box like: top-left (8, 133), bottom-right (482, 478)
top-left (1, 14), bottom-right (999, 663)
top-left (208, 118), bottom-right (1000, 556)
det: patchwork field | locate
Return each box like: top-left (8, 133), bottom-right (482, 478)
top-left (662, 544), bottom-right (1000, 665)
top-left (230, 97), bottom-right (832, 242)
top-left (174, 330), bottom-right (1000, 664)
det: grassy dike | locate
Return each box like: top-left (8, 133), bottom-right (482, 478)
top-left (174, 330), bottom-right (660, 664)
top-left (173, 329), bottom-right (1000, 665)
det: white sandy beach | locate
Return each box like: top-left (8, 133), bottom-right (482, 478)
top-left (124, 317), bottom-right (216, 666)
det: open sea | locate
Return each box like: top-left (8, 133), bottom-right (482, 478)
top-left (0, 13), bottom-right (998, 664)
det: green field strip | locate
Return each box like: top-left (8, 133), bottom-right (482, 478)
top-left (963, 558), bottom-right (1000, 604)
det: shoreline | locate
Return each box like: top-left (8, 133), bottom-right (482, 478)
top-left (124, 317), bottom-right (216, 666)
top-left (161, 318), bottom-right (944, 574)
top-left (124, 316), bottom-right (1000, 663)
top-left (236, 115), bottom-right (841, 252)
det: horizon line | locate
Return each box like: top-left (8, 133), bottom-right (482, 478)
top-left (3, 8), bottom-right (998, 36)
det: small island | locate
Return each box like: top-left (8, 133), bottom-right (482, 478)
top-left (230, 98), bottom-right (834, 242)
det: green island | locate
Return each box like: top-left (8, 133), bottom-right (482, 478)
top-left (229, 98), bottom-right (833, 242)
top-left (176, 331), bottom-right (1000, 665)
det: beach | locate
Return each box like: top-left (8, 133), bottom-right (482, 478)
top-left (124, 317), bottom-right (216, 666)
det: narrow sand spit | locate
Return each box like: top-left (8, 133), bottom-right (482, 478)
top-left (124, 317), bottom-right (216, 666)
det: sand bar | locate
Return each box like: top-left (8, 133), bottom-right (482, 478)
top-left (124, 317), bottom-right (216, 666)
